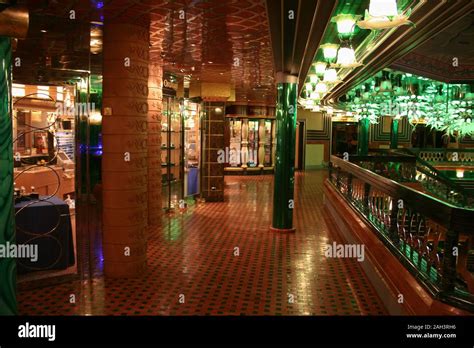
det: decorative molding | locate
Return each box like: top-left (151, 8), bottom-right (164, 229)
top-left (306, 113), bottom-right (331, 140)
top-left (371, 116), bottom-right (412, 143)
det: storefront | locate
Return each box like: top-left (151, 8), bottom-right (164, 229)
top-left (224, 104), bottom-right (276, 174)
top-left (161, 73), bottom-right (202, 211)
top-left (11, 83), bottom-right (78, 281)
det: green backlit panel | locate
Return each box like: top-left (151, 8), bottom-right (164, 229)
top-left (420, 258), bottom-right (428, 273)
top-left (0, 37), bottom-right (16, 315)
top-left (430, 268), bottom-right (439, 283)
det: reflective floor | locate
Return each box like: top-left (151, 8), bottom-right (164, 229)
top-left (18, 170), bottom-right (387, 315)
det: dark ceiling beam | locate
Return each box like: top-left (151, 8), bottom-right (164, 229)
top-left (265, 0), bottom-right (336, 85)
top-left (325, 0), bottom-right (474, 104)
top-left (297, 0), bottom-right (337, 93)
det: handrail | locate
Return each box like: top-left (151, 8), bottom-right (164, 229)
top-left (410, 147), bottom-right (474, 164)
top-left (411, 147), bottom-right (474, 154)
top-left (367, 148), bottom-right (474, 206)
top-left (331, 155), bottom-right (474, 230)
top-left (329, 154), bottom-right (474, 312)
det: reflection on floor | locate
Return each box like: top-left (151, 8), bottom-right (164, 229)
top-left (18, 170), bottom-right (387, 315)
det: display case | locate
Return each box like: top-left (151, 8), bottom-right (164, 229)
top-left (224, 115), bottom-right (275, 173)
top-left (264, 120), bottom-right (273, 166)
top-left (229, 119), bottom-right (242, 166)
top-left (161, 97), bottom-right (184, 211)
top-left (183, 100), bottom-right (201, 197)
top-left (248, 120), bottom-right (259, 167)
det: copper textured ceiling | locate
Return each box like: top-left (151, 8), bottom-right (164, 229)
top-left (148, 0), bottom-right (275, 104)
top-left (101, 0), bottom-right (275, 104)
top-left (13, 0), bottom-right (276, 104)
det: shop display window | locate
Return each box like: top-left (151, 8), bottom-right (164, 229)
top-left (12, 83), bottom-right (78, 282)
top-left (162, 97), bottom-right (184, 211)
top-left (248, 120), bottom-right (259, 167)
top-left (224, 117), bottom-right (275, 170)
top-left (264, 120), bottom-right (273, 166)
top-left (184, 100), bottom-right (201, 196)
top-left (229, 120), bottom-right (242, 166)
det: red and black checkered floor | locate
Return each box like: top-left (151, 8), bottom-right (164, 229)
top-left (18, 170), bottom-right (387, 315)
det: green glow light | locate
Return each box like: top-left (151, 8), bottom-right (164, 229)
top-left (320, 43), bottom-right (339, 61)
top-left (331, 14), bottom-right (361, 37)
top-left (340, 69), bottom-right (473, 137)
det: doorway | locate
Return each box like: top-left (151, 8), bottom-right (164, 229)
top-left (295, 121), bottom-right (305, 170)
top-left (331, 121), bottom-right (358, 156)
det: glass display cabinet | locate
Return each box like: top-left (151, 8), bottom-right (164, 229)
top-left (161, 97), bottom-right (184, 211)
top-left (183, 100), bottom-right (201, 197)
top-left (248, 120), bottom-right (259, 167)
top-left (264, 120), bottom-right (273, 166)
top-left (229, 119), bottom-right (242, 166)
top-left (224, 117), bottom-right (275, 172)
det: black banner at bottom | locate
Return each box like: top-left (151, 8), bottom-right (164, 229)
top-left (0, 316), bottom-right (472, 346)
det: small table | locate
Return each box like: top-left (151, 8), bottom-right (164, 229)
top-left (15, 196), bottom-right (75, 274)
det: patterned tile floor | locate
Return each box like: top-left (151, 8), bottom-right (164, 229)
top-left (18, 170), bottom-right (387, 315)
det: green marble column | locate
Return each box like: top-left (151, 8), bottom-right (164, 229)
top-left (390, 118), bottom-right (399, 149)
top-left (271, 73), bottom-right (297, 232)
top-left (0, 37), bottom-right (17, 315)
top-left (357, 118), bottom-right (370, 156)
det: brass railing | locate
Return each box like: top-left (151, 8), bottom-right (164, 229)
top-left (410, 148), bottom-right (474, 164)
top-left (353, 149), bottom-right (474, 208)
top-left (329, 155), bottom-right (474, 312)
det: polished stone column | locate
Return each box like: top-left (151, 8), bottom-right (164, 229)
top-left (271, 73), bottom-right (297, 232)
top-left (102, 23), bottom-right (149, 278)
top-left (0, 37), bottom-right (16, 314)
top-left (390, 118), bottom-right (399, 149)
top-left (357, 118), bottom-right (370, 156)
top-left (258, 119), bottom-right (265, 168)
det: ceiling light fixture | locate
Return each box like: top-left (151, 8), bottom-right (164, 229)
top-left (310, 91), bottom-right (320, 100)
top-left (332, 44), bottom-right (362, 68)
top-left (332, 14), bottom-right (361, 38)
top-left (358, 0), bottom-right (413, 30)
top-left (315, 82), bottom-right (328, 94)
top-left (313, 61), bottom-right (327, 76)
top-left (308, 73), bottom-right (318, 84)
top-left (323, 68), bottom-right (340, 83)
top-left (369, 0), bottom-right (398, 17)
top-left (320, 43), bottom-right (339, 62)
